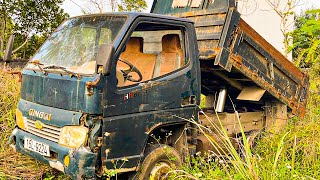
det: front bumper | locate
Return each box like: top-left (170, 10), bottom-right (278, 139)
top-left (8, 128), bottom-right (97, 179)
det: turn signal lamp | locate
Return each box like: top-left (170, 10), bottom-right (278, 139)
top-left (64, 155), bottom-right (70, 167)
top-left (16, 108), bottom-right (26, 130)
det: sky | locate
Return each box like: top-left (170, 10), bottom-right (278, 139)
top-left (61, 0), bottom-right (154, 16)
top-left (61, 0), bottom-right (320, 17)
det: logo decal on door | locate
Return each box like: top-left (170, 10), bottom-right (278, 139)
top-left (124, 93), bottom-right (133, 100)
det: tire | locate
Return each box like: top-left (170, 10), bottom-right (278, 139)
top-left (132, 145), bottom-right (182, 180)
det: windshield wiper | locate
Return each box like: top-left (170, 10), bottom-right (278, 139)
top-left (43, 65), bottom-right (81, 79)
top-left (29, 60), bottom-right (48, 75)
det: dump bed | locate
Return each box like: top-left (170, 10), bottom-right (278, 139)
top-left (151, 0), bottom-right (309, 116)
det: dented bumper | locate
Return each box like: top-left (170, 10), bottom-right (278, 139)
top-left (8, 128), bottom-right (97, 179)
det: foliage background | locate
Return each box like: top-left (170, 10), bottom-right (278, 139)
top-left (0, 0), bottom-right (69, 60)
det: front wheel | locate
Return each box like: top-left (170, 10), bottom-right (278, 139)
top-left (133, 145), bottom-right (182, 180)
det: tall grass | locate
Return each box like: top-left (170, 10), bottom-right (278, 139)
top-left (0, 67), bottom-right (65, 179)
top-left (0, 67), bottom-right (20, 152)
top-left (171, 91), bottom-right (320, 180)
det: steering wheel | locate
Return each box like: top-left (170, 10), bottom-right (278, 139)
top-left (118, 58), bottom-right (143, 82)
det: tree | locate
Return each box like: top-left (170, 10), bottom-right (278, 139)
top-left (265, 0), bottom-right (301, 58)
top-left (289, 9), bottom-right (320, 68)
top-left (0, 0), bottom-right (14, 57)
top-left (72, 0), bottom-right (147, 13)
top-left (118, 0), bottom-right (147, 12)
top-left (0, 0), bottom-right (69, 59)
top-left (237, 0), bottom-right (300, 59)
top-left (289, 9), bottom-right (320, 99)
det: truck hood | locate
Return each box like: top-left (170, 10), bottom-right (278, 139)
top-left (21, 70), bottom-right (102, 114)
top-left (18, 99), bottom-right (83, 127)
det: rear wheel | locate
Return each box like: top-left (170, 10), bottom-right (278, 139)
top-left (133, 145), bottom-right (182, 180)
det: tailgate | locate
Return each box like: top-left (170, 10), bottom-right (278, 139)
top-left (216, 10), bottom-right (309, 117)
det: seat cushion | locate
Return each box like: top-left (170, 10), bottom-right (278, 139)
top-left (117, 37), bottom-right (157, 86)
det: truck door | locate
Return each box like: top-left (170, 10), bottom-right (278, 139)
top-left (101, 17), bottom-right (201, 170)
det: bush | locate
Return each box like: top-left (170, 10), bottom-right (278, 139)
top-left (0, 67), bottom-right (20, 152)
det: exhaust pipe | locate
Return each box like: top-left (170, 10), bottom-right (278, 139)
top-left (216, 88), bottom-right (227, 113)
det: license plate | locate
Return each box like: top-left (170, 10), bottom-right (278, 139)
top-left (24, 138), bottom-right (50, 157)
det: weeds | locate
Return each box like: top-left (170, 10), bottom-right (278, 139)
top-left (170, 91), bottom-right (320, 180)
top-left (0, 67), bottom-right (66, 179)
top-left (0, 67), bottom-right (20, 152)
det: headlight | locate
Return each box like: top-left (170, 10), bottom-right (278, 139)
top-left (16, 108), bottom-right (26, 130)
top-left (59, 126), bottom-right (88, 148)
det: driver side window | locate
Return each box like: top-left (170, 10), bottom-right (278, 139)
top-left (116, 23), bottom-right (188, 87)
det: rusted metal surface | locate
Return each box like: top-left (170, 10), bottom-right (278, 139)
top-left (225, 19), bottom-right (309, 117)
top-left (6, 71), bottom-right (22, 82)
top-left (101, 108), bottom-right (197, 170)
top-left (199, 111), bottom-right (264, 136)
top-left (197, 111), bottom-right (264, 153)
top-left (21, 70), bottom-right (103, 114)
top-left (153, 0), bottom-right (309, 116)
top-left (8, 128), bottom-right (97, 179)
top-left (167, 5), bottom-right (307, 116)
top-left (176, 12), bottom-right (226, 60)
top-left (86, 74), bottom-right (101, 88)
top-left (239, 20), bottom-right (304, 82)
top-left (151, 0), bottom-right (233, 60)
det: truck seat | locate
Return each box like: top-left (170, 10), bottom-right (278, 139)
top-left (153, 34), bottom-right (184, 78)
top-left (117, 37), bottom-right (157, 86)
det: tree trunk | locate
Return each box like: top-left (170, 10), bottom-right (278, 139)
top-left (13, 36), bottom-right (29, 54)
top-left (0, 37), bottom-right (3, 56)
top-left (110, 0), bottom-right (116, 12)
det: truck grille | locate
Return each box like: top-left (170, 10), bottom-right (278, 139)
top-left (25, 119), bottom-right (61, 143)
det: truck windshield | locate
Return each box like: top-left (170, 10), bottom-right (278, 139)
top-left (27, 15), bottom-right (127, 75)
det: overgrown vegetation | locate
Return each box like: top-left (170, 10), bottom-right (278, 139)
top-left (167, 92), bottom-right (320, 179)
top-left (0, 67), bottom-right (68, 179)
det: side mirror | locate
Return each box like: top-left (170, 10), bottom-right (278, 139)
top-left (96, 44), bottom-right (115, 75)
top-left (4, 34), bottom-right (15, 61)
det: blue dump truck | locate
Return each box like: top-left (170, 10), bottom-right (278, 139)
top-left (6, 0), bottom-right (309, 179)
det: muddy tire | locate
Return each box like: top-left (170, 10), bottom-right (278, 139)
top-left (132, 145), bottom-right (182, 180)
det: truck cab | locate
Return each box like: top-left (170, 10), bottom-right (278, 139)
top-left (8, 13), bottom-right (201, 179)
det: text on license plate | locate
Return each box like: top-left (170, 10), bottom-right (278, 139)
top-left (24, 138), bottom-right (50, 157)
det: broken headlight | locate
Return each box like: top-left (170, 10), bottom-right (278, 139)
top-left (58, 126), bottom-right (88, 148)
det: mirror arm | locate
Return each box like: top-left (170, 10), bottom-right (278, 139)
top-left (96, 44), bottom-right (115, 75)
top-left (86, 74), bottom-right (101, 88)
top-left (6, 70), bottom-right (22, 82)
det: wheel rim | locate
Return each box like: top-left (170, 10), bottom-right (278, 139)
top-left (149, 162), bottom-right (171, 180)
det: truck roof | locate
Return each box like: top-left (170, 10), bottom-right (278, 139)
top-left (70, 12), bottom-right (194, 24)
